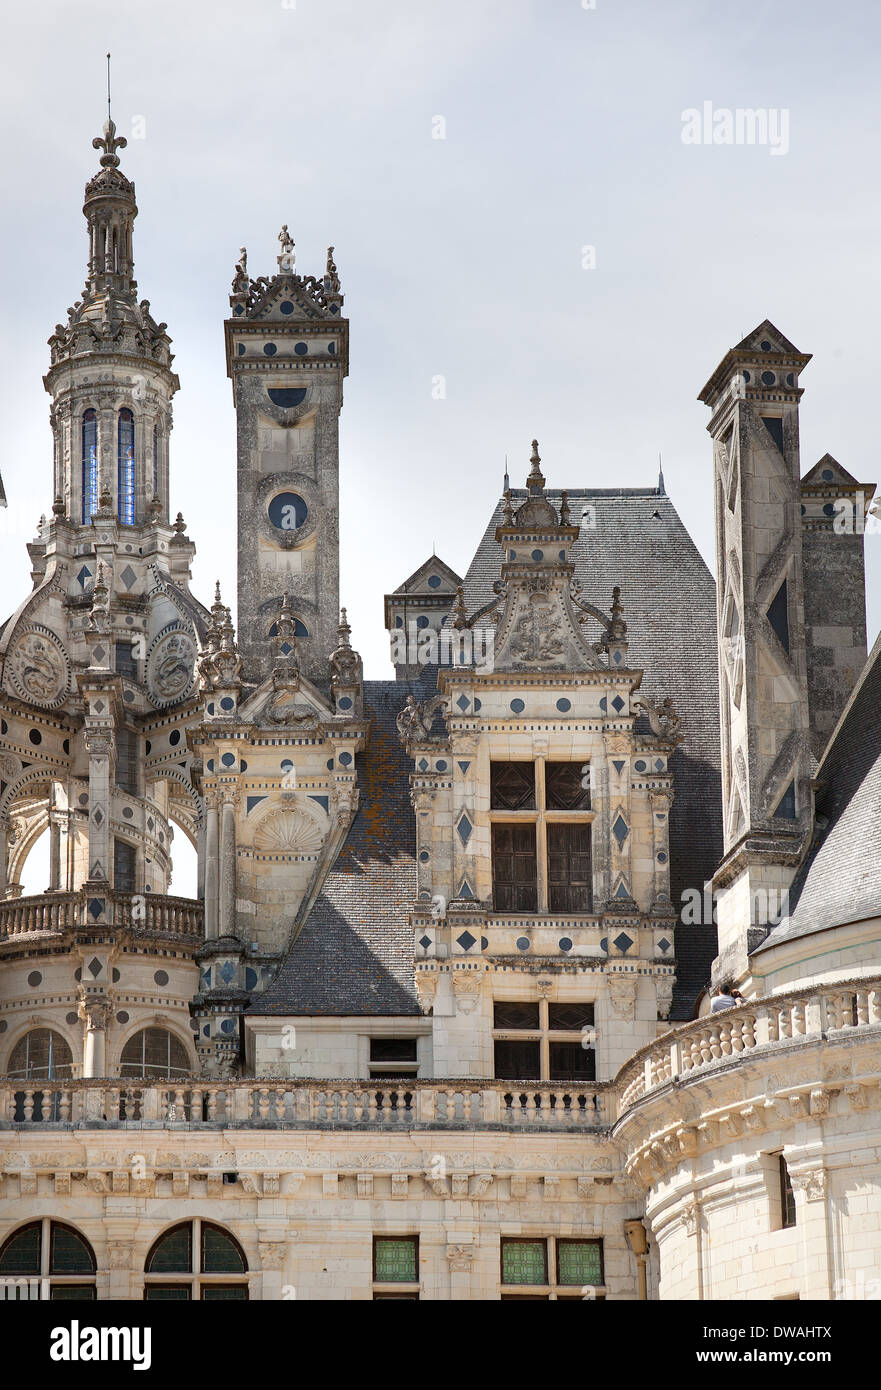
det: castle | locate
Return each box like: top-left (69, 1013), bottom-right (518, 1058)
top-left (0, 115), bottom-right (879, 1302)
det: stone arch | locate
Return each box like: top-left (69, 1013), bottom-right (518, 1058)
top-left (145, 767), bottom-right (204, 847)
top-left (2, 1018), bottom-right (82, 1076)
top-left (114, 1019), bottom-right (197, 1078)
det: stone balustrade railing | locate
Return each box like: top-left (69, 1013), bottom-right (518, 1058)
top-left (0, 1077), bottom-right (613, 1132)
top-left (616, 976), bottom-right (881, 1114)
top-left (0, 891), bottom-right (203, 941)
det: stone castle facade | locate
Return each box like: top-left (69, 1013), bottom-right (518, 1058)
top-left (1, 119), bottom-right (880, 1302)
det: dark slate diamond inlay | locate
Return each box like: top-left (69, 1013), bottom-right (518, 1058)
top-left (611, 695), bottom-right (626, 713)
top-left (456, 695), bottom-right (470, 712)
top-left (456, 814), bottom-right (473, 846)
top-left (613, 932), bottom-right (633, 953)
top-left (77, 565), bottom-right (92, 589)
top-left (418, 758), bottom-right (429, 772)
top-left (88, 898), bottom-right (104, 920)
top-left (92, 649), bottom-right (106, 666)
top-left (456, 930), bottom-right (477, 952)
top-left (419, 935), bottom-right (432, 951)
top-left (658, 938), bottom-right (671, 953)
top-left (120, 564), bottom-right (137, 589)
top-left (219, 961), bottom-right (235, 984)
top-left (612, 814), bottom-right (629, 846)
top-left (88, 956), bottom-right (103, 978)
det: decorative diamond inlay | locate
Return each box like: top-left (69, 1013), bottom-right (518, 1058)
top-left (92, 647), bottom-right (106, 665)
top-left (88, 956), bottom-right (103, 978)
top-left (611, 695), bottom-right (625, 713)
top-left (88, 898), bottom-right (104, 920)
top-left (418, 758), bottom-right (429, 772)
top-left (612, 814), bottom-right (629, 846)
top-left (120, 564), bottom-right (137, 589)
top-left (456, 695), bottom-right (470, 712)
top-left (613, 932), bottom-right (633, 953)
top-left (658, 938), bottom-right (671, 953)
top-left (92, 808), bottom-right (103, 826)
top-left (219, 961), bottom-right (235, 984)
top-left (456, 814), bottom-right (473, 846)
top-left (456, 930), bottom-right (477, 952)
top-left (655, 758), bottom-right (665, 771)
top-left (419, 935), bottom-right (432, 951)
top-left (76, 565), bottom-right (92, 589)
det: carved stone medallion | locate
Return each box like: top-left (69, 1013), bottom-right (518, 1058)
top-left (6, 625), bottom-right (70, 708)
top-left (146, 622), bottom-right (197, 707)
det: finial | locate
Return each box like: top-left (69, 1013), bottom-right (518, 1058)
top-left (658, 452), bottom-right (666, 495)
top-left (608, 586), bottom-right (627, 641)
top-left (214, 580), bottom-right (222, 604)
top-left (93, 60), bottom-right (127, 173)
top-left (503, 454), bottom-right (510, 494)
top-left (527, 439), bottom-right (545, 494)
top-left (52, 494), bottom-right (66, 518)
top-left (502, 488), bottom-right (514, 525)
top-left (337, 606), bottom-right (351, 645)
top-left (560, 490), bottom-right (570, 525)
top-left (173, 512), bottom-right (187, 535)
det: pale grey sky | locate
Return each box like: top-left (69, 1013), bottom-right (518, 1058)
top-left (2, 0), bottom-right (879, 691)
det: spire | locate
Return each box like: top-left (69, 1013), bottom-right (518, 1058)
top-left (527, 439), bottom-right (545, 495)
top-left (658, 452), bottom-right (666, 494)
top-left (503, 454), bottom-right (509, 494)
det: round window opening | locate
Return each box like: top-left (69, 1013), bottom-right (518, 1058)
top-left (267, 492), bottom-right (308, 532)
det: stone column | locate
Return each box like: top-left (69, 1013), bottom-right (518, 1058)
top-left (203, 802), bottom-right (219, 938)
top-left (48, 810), bottom-right (62, 891)
top-left (0, 818), bottom-right (7, 898)
top-left (105, 1225), bottom-right (138, 1300)
top-left (446, 1242), bottom-right (475, 1300)
top-left (219, 797), bottom-right (237, 937)
top-left (79, 997), bottom-right (111, 1078)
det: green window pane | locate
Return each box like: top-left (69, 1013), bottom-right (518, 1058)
top-left (147, 1226), bottom-right (191, 1274)
top-left (202, 1226), bottom-right (246, 1274)
top-left (374, 1239), bottom-right (417, 1283)
top-left (144, 1286), bottom-right (191, 1300)
top-left (201, 1286), bottom-right (249, 1300)
top-left (558, 1240), bottom-right (602, 1286)
top-left (50, 1285), bottom-right (96, 1300)
top-left (51, 1225), bottom-right (95, 1274)
top-left (0, 1224), bottom-right (40, 1275)
top-left (502, 1240), bottom-right (547, 1285)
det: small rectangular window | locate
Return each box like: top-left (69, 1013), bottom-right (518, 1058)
top-left (557, 1239), bottom-right (604, 1286)
top-left (545, 762), bottom-right (591, 810)
top-left (115, 727), bottom-right (139, 796)
top-left (549, 1041), bottom-right (595, 1082)
top-left (547, 822), bottom-right (592, 912)
top-left (492, 823), bottom-right (538, 911)
top-left (501, 1238), bottom-right (548, 1286)
top-left (493, 1002), bottom-right (540, 1030)
top-left (369, 1038), bottom-right (418, 1062)
top-left (780, 1155), bottom-right (797, 1229)
top-left (113, 838), bottom-right (137, 894)
top-left (373, 1236), bottom-right (418, 1284)
top-left (494, 1039), bottom-right (540, 1079)
top-left (548, 1002), bottom-right (594, 1031)
top-left (115, 642), bottom-right (138, 681)
top-left (490, 761), bottom-right (536, 810)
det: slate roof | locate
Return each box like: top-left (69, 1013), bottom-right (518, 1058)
top-left (252, 485), bottom-right (722, 1021)
top-left (461, 486), bottom-right (722, 1018)
top-left (248, 678), bottom-right (424, 1016)
top-left (753, 630), bottom-right (881, 953)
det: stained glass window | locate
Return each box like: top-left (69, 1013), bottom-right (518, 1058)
top-left (0, 1222), bottom-right (97, 1299)
top-left (501, 1239), bottom-right (547, 1286)
top-left (82, 409), bottom-right (98, 523)
top-left (557, 1239), bottom-right (603, 1286)
top-left (373, 1237), bottom-right (418, 1283)
top-left (118, 408), bottom-right (135, 524)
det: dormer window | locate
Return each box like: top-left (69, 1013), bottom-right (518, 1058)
top-left (490, 760), bottom-right (593, 913)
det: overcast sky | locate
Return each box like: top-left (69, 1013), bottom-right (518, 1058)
top-left (2, 0), bottom-right (879, 688)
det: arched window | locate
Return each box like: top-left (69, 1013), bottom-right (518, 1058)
top-left (117, 408), bottom-right (135, 524)
top-left (144, 1221), bottom-right (248, 1300)
top-left (8, 1027), bottom-right (74, 1122)
top-left (152, 423), bottom-right (160, 499)
top-left (120, 1027), bottom-right (191, 1079)
top-left (0, 1220), bottom-right (96, 1300)
top-left (81, 409), bottom-right (98, 523)
top-left (8, 1028), bottom-right (73, 1080)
